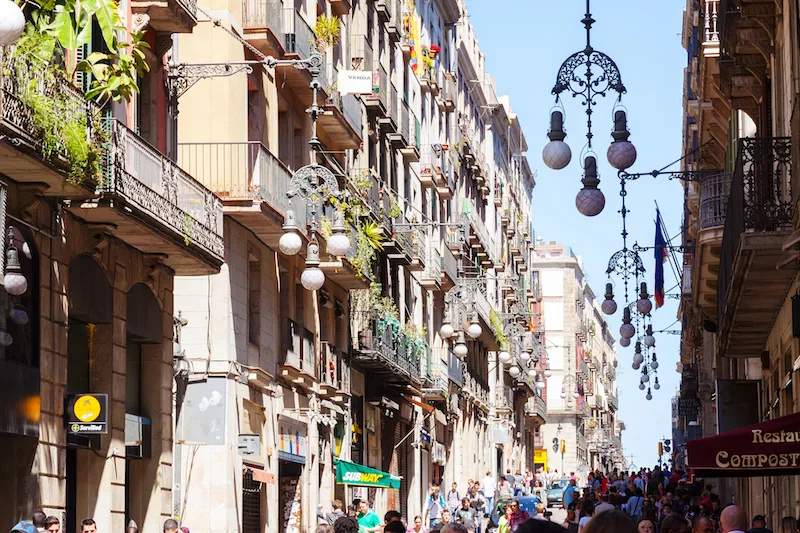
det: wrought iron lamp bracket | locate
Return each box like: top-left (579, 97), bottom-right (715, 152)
top-left (166, 62), bottom-right (256, 99)
top-left (618, 168), bottom-right (724, 182)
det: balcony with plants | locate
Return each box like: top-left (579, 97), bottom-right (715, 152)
top-left (1, 17), bottom-right (223, 274)
top-left (717, 137), bottom-right (795, 358)
top-left (350, 284), bottom-right (425, 386)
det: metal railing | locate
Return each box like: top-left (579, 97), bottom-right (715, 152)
top-left (607, 392), bottom-right (618, 410)
top-left (424, 241), bottom-right (442, 280)
top-left (319, 342), bottom-right (350, 392)
top-left (283, 8), bottom-right (316, 58)
top-left (525, 394), bottom-right (547, 420)
top-left (352, 310), bottom-right (424, 381)
top-left (350, 34), bottom-right (373, 71)
top-left (447, 349), bottom-right (463, 387)
top-left (463, 368), bottom-right (490, 407)
top-left (242, 0), bottom-right (282, 30)
top-left (442, 245), bottom-right (458, 282)
top-left (495, 385), bottom-right (514, 411)
top-left (177, 141), bottom-right (307, 235)
top-left (699, 172), bottom-right (731, 230)
top-left (347, 165), bottom-right (382, 218)
top-left (105, 121), bottom-right (224, 258)
top-left (718, 137), bottom-right (792, 323)
top-left (368, 63), bottom-right (389, 109)
top-left (283, 317), bottom-right (316, 377)
top-left (704, 0), bottom-right (719, 42)
top-left (423, 347), bottom-right (449, 392)
top-left (387, 0), bottom-right (402, 34)
top-left (442, 73), bottom-right (456, 103)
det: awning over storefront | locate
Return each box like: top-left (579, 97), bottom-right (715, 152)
top-left (334, 459), bottom-right (401, 488)
top-left (687, 412), bottom-right (800, 477)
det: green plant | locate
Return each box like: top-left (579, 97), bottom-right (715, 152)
top-left (490, 310), bottom-right (508, 348)
top-left (315, 15), bottom-right (341, 49)
top-left (348, 221), bottom-right (384, 280)
top-left (389, 202), bottom-right (402, 219)
top-left (181, 214), bottom-right (194, 246)
top-left (319, 215), bottom-right (332, 239)
top-left (352, 170), bottom-right (374, 196)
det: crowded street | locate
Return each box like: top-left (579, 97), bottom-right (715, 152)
top-left (0, 0), bottom-right (798, 531)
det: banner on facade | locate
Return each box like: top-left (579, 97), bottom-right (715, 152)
top-left (492, 419), bottom-right (509, 444)
top-left (334, 459), bottom-right (401, 488)
top-left (687, 411), bottom-right (800, 477)
top-left (278, 421), bottom-right (307, 464)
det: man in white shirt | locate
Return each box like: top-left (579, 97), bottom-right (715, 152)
top-left (720, 506), bottom-right (748, 533)
top-left (481, 471), bottom-right (496, 518)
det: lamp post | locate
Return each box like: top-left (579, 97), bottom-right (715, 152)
top-left (544, 0), bottom-right (635, 216)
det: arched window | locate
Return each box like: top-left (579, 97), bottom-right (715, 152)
top-left (0, 226), bottom-right (39, 367)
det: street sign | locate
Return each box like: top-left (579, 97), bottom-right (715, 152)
top-left (678, 397), bottom-right (700, 418)
top-left (66, 394), bottom-right (108, 434)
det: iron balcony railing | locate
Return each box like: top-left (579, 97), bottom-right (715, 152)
top-left (442, 245), bottom-right (458, 282)
top-left (699, 172), bottom-right (731, 230)
top-left (350, 34), bottom-right (373, 72)
top-left (319, 342), bottom-right (350, 393)
top-left (2, 51), bottom-right (100, 169)
top-left (423, 347), bottom-right (449, 392)
top-left (387, 82), bottom-right (399, 124)
top-left (368, 64), bottom-right (389, 110)
top-left (283, 8), bottom-right (316, 58)
top-left (704, 0), bottom-right (720, 42)
top-left (352, 310), bottom-right (424, 383)
top-left (399, 98), bottom-right (420, 151)
top-left (283, 317), bottom-right (316, 377)
top-left (242, 0), bottom-right (282, 31)
top-left (347, 165), bottom-right (382, 219)
top-left (495, 385), bottom-right (514, 411)
top-left (463, 368), bottom-right (490, 408)
top-left (718, 137), bottom-right (792, 323)
top-left (176, 141), bottom-right (307, 235)
top-left (607, 392), bottom-right (618, 410)
top-left (387, 0), bottom-right (402, 35)
top-left (104, 121), bottom-right (224, 258)
top-left (447, 348), bottom-right (463, 387)
top-left (424, 241), bottom-right (442, 281)
top-left (525, 394), bottom-right (547, 421)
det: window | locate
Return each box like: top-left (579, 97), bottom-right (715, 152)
top-left (248, 247), bottom-right (261, 346)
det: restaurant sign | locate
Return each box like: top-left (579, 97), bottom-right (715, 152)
top-left (687, 411), bottom-right (800, 477)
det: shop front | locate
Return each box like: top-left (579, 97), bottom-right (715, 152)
top-left (335, 459), bottom-right (401, 505)
top-left (277, 419), bottom-right (306, 533)
top-left (534, 449), bottom-right (548, 472)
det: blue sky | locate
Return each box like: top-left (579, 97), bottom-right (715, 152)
top-left (467, 0), bottom-right (687, 468)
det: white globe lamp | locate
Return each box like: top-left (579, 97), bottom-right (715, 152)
top-left (508, 365), bottom-right (520, 378)
top-left (606, 110), bottom-right (637, 170)
top-left (300, 242), bottom-right (325, 291)
top-left (542, 111), bottom-right (572, 170)
top-left (498, 351), bottom-right (511, 364)
top-left (326, 212), bottom-right (351, 257)
top-left (279, 210), bottom-right (303, 256)
top-left (0, 0), bottom-right (25, 46)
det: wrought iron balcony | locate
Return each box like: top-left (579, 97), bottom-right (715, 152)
top-left (495, 385), bottom-right (514, 413)
top-left (422, 347), bottom-right (449, 400)
top-left (462, 368), bottom-right (490, 410)
top-left (365, 63), bottom-right (390, 117)
top-left (319, 342), bottom-right (351, 400)
top-left (419, 242), bottom-right (443, 290)
top-left (347, 166), bottom-right (383, 222)
top-left (699, 172), bottom-right (730, 230)
top-left (177, 141), bottom-right (306, 249)
top-left (524, 394), bottom-right (548, 423)
top-left (704, 0), bottom-right (720, 42)
top-left (91, 121), bottom-right (224, 273)
top-left (441, 245), bottom-right (458, 290)
top-left (242, 1), bottom-right (287, 56)
top-left (281, 317), bottom-right (316, 387)
top-left (322, 68), bottom-right (363, 150)
top-left (447, 349), bottom-right (463, 388)
top-left (462, 198), bottom-right (498, 266)
top-left (351, 311), bottom-right (423, 385)
top-left (437, 73), bottom-right (456, 113)
top-left (386, 0), bottom-right (402, 41)
top-left (607, 392), bottom-right (618, 410)
top-left (717, 137), bottom-right (794, 358)
top-left (397, 98), bottom-right (420, 161)
top-left (0, 55), bottom-right (224, 274)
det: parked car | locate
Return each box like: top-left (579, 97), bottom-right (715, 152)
top-left (486, 496), bottom-right (541, 533)
top-left (546, 478), bottom-right (572, 508)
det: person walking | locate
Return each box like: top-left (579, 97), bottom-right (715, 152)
top-left (578, 502), bottom-right (595, 533)
top-left (625, 489), bottom-right (645, 522)
top-left (595, 493), bottom-right (614, 515)
top-left (424, 484), bottom-right (448, 530)
top-left (749, 516), bottom-right (773, 533)
top-left (447, 483), bottom-right (462, 516)
top-left (356, 500), bottom-right (381, 533)
top-left (563, 479), bottom-right (578, 510)
top-left (455, 498), bottom-right (475, 531)
top-left (482, 470), bottom-right (496, 517)
top-left (721, 506), bottom-right (749, 533)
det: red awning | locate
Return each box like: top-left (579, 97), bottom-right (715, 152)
top-left (687, 411), bottom-right (800, 478)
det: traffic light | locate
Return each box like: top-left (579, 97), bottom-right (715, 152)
top-left (552, 438), bottom-right (559, 453)
top-left (664, 439), bottom-right (671, 445)
top-left (560, 439), bottom-right (566, 454)
top-left (664, 444), bottom-right (671, 453)
top-left (658, 442), bottom-right (663, 457)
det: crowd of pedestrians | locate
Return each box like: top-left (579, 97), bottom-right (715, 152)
top-left (316, 465), bottom-right (800, 533)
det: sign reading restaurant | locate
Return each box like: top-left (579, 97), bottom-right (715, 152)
top-left (687, 412), bottom-right (800, 477)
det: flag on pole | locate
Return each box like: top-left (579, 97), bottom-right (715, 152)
top-left (654, 209), bottom-right (667, 308)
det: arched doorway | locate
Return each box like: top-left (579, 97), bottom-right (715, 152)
top-left (66, 255), bottom-right (112, 533)
top-left (124, 283), bottom-right (163, 532)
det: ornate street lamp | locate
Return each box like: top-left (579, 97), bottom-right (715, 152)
top-left (545, 0), bottom-right (634, 216)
